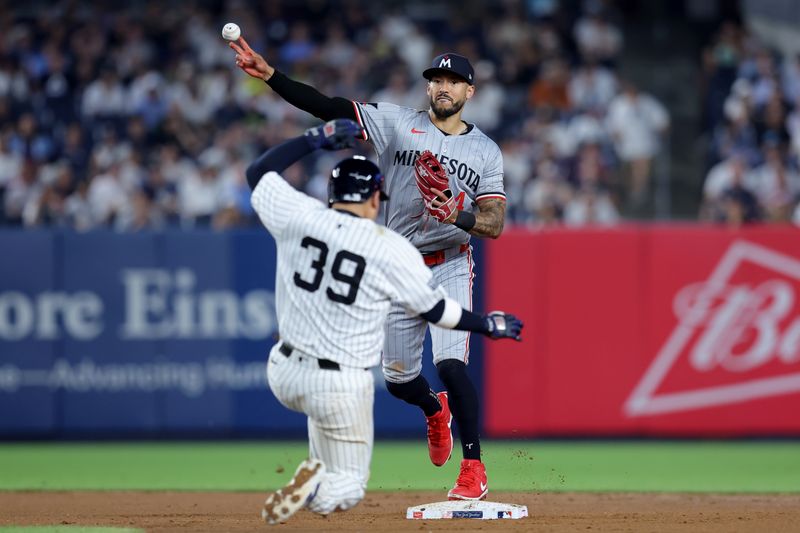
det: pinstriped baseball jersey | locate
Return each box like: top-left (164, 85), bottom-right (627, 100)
top-left (352, 102), bottom-right (505, 252)
top-left (251, 170), bottom-right (447, 369)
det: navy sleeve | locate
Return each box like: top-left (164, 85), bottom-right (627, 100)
top-left (267, 70), bottom-right (358, 122)
top-left (419, 300), bottom-right (491, 334)
top-left (246, 136), bottom-right (314, 191)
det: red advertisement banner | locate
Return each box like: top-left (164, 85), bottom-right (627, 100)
top-left (484, 225), bottom-right (800, 437)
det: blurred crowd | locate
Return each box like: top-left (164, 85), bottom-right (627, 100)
top-left (0, 0), bottom-right (670, 231)
top-left (700, 20), bottom-right (800, 226)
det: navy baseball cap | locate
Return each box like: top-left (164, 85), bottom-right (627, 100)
top-left (423, 53), bottom-right (474, 85)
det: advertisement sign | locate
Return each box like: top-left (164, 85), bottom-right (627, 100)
top-left (484, 226), bottom-right (800, 437)
top-left (0, 229), bottom-right (447, 437)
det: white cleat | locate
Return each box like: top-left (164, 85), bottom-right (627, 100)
top-left (261, 458), bottom-right (325, 525)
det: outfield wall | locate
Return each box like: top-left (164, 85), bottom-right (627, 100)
top-left (0, 229), bottom-right (481, 438)
top-left (1, 226), bottom-right (799, 438)
top-left (484, 225), bottom-right (800, 437)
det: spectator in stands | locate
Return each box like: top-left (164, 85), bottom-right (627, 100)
top-left (573, 3), bottom-right (623, 67)
top-left (0, 0), bottom-right (682, 230)
top-left (59, 123), bottom-right (92, 178)
top-left (786, 93), bottom-right (800, 161)
top-left (43, 49), bottom-right (76, 125)
top-left (606, 80), bottom-right (669, 209)
top-left (81, 68), bottom-right (126, 121)
top-left (0, 132), bottom-right (22, 222)
top-left (23, 163), bottom-right (74, 227)
top-left (563, 184), bottom-right (620, 226)
top-left (720, 178), bottom-right (760, 227)
top-left (523, 151), bottom-right (572, 226)
top-left (116, 187), bottom-right (162, 232)
top-left (143, 165), bottom-right (180, 226)
top-left (748, 137), bottom-right (800, 222)
top-left (64, 180), bottom-right (94, 231)
top-left (754, 93), bottom-right (789, 147)
top-left (4, 160), bottom-right (40, 226)
top-left (713, 80), bottom-right (759, 166)
top-left (568, 60), bottom-right (618, 112)
top-left (0, 56), bottom-right (29, 102)
top-left (499, 138), bottom-right (534, 223)
top-left (702, 150), bottom-right (761, 225)
top-left (177, 160), bottom-right (230, 227)
top-left (702, 151), bottom-right (750, 215)
top-left (569, 141), bottom-right (614, 191)
top-left (279, 22), bottom-right (317, 66)
top-left (702, 21), bottom-right (742, 130)
top-left (461, 61), bottom-right (505, 133)
top-left (87, 162), bottom-right (128, 227)
top-left (370, 69), bottom-right (423, 110)
top-left (781, 52), bottom-right (800, 104)
top-left (8, 113), bottom-right (55, 162)
top-left (701, 21), bottom-right (800, 224)
top-left (133, 83), bottom-right (170, 131)
top-left (529, 58), bottom-right (571, 112)
top-left (319, 23), bottom-right (358, 70)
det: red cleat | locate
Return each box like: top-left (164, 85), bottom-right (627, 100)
top-left (448, 459), bottom-right (488, 501)
top-left (425, 391), bottom-right (453, 467)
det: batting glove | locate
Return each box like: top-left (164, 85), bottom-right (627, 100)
top-left (485, 311), bottom-right (523, 341)
top-left (304, 119), bottom-right (364, 151)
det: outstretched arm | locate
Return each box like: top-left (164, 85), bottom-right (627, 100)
top-left (420, 298), bottom-right (523, 341)
top-left (246, 119), bottom-right (364, 191)
top-left (229, 37), bottom-right (357, 122)
top-left (245, 137), bottom-right (312, 191)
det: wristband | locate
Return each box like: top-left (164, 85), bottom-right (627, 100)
top-left (453, 210), bottom-right (476, 231)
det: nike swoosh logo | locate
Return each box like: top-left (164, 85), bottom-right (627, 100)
top-left (411, 128), bottom-right (426, 134)
top-left (480, 482), bottom-right (487, 491)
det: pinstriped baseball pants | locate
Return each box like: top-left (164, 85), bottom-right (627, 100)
top-left (266, 343), bottom-right (375, 514)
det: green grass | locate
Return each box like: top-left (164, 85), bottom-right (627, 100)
top-left (0, 441), bottom-right (798, 493)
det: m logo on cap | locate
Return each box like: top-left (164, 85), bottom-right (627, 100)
top-left (423, 53), bottom-right (475, 86)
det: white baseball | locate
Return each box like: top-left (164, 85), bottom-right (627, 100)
top-left (221, 23), bottom-right (241, 41)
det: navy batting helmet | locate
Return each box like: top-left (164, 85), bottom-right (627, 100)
top-left (328, 156), bottom-right (389, 205)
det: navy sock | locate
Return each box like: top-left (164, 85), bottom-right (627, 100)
top-left (436, 359), bottom-right (481, 460)
top-left (385, 374), bottom-right (441, 417)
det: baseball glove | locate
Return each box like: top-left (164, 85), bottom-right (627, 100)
top-left (414, 150), bottom-right (456, 222)
top-left (485, 311), bottom-right (524, 341)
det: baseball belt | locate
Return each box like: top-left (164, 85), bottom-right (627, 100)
top-left (278, 342), bottom-right (342, 370)
top-left (279, 343), bottom-right (368, 371)
top-left (422, 243), bottom-right (469, 267)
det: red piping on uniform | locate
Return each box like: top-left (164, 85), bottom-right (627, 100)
top-left (352, 101), bottom-right (368, 140)
top-left (463, 246), bottom-right (474, 363)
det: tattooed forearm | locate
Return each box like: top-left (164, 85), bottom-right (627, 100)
top-left (469, 198), bottom-right (505, 238)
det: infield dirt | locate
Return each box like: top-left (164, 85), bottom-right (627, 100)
top-left (2, 491), bottom-right (799, 532)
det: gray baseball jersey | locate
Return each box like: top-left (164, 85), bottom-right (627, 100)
top-left (352, 102), bottom-right (505, 252)
top-left (252, 168), bottom-right (449, 513)
top-left (352, 101), bottom-right (504, 380)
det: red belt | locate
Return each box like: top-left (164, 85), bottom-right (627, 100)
top-left (422, 243), bottom-right (469, 267)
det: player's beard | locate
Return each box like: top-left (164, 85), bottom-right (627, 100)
top-left (430, 94), bottom-right (465, 119)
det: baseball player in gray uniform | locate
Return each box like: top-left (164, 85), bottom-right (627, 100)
top-left (247, 118), bottom-right (521, 524)
top-left (231, 37), bottom-right (507, 501)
